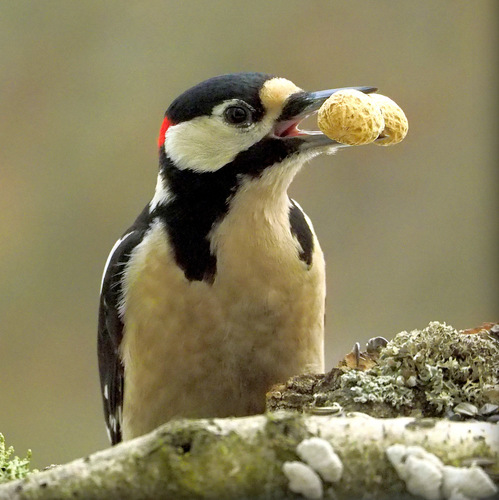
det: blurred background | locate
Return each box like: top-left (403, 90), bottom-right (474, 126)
top-left (1, 1), bottom-right (497, 468)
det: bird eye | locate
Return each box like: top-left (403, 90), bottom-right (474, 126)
top-left (224, 105), bottom-right (251, 126)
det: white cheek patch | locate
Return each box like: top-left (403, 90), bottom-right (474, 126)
top-left (164, 101), bottom-right (277, 173)
top-left (164, 119), bottom-right (259, 173)
top-left (164, 119), bottom-right (237, 172)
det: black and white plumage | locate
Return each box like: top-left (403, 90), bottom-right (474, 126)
top-left (98, 73), bottom-right (375, 444)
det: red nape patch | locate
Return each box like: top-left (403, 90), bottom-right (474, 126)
top-left (157, 116), bottom-right (172, 148)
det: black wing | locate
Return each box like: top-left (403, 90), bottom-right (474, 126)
top-left (97, 206), bottom-right (151, 444)
top-left (289, 199), bottom-right (314, 267)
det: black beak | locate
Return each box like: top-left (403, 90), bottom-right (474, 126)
top-left (279, 86), bottom-right (377, 122)
top-left (273, 86), bottom-right (377, 148)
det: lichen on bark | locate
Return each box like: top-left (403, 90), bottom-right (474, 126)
top-left (267, 322), bottom-right (499, 420)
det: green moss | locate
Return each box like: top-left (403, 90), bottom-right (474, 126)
top-left (265, 412), bottom-right (313, 468)
top-left (332, 439), bottom-right (407, 499)
top-left (0, 433), bottom-right (35, 484)
top-left (140, 417), bottom-right (307, 500)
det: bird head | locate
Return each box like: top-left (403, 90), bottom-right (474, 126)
top-left (151, 73), bottom-right (375, 213)
top-left (157, 72), bottom-right (374, 175)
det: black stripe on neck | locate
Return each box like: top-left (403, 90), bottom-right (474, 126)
top-left (154, 138), bottom-right (302, 282)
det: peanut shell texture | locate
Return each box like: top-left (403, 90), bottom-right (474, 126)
top-left (369, 93), bottom-right (408, 146)
top-left (317, 89), bottom-right (384, 145)
top-left (317, 89), bottom-right (408, 146)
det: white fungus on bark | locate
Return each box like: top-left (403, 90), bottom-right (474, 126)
top-left (442, 465), bottom-right (498, 500)
top-left (296, 437), bottom-right (343, 482)
top-left (282, 461), bottom-right (323, 500)
top-left (447, 491), bottom-right (471, 500)
top-left (403, 454), bottom-right (442, 500)
top-left (386, 444), bottom-right (498, 500)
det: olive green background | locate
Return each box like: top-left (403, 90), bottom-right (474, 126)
top-left (1, 1), bottom-right (497, 468)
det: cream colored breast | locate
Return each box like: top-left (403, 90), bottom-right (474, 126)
top-left (120, 184), bottom-right (325, 439)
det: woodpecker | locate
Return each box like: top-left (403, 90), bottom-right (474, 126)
top-left (98, 72), bottom-right (375, 444)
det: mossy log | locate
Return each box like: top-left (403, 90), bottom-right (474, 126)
top-left (0, 413), bottom-right (497, 500)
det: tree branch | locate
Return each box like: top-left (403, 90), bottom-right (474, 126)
top-left (1, 413), bottom-right (497, 500)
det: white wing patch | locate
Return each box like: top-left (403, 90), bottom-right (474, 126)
top-left (149, 173), bottom-right (174, 212)
top-left (100, 232), bottom-right (134, 293)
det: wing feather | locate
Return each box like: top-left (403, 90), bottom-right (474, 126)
top-left (97, 206), bottom-right (151, 444)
